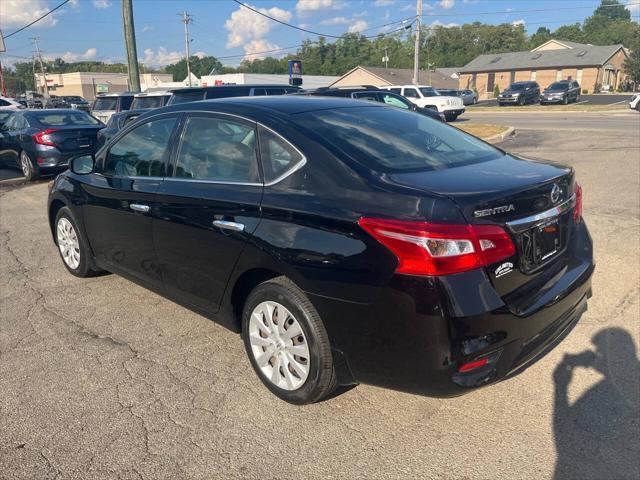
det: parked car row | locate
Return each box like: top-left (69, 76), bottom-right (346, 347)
top-left (496, 80), bottom-right (582, 106)
top-left (41, 88), bottom-right (592, 404)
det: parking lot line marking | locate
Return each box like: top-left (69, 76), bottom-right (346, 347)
top-left (608, 99), bottom-right (628, 106)
top-left (574, 100), bottom-right (588, 105)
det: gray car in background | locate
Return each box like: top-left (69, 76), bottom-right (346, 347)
top-left (437, 89), bottom-right (478, 106)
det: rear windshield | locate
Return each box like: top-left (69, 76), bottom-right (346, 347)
top-left (93, 97), bottom-right (117, 111)
top-left (31, 111), bottom-right (100, 126)
top-left (170, 90), bottom-right (206, 104)
top-left (131, 96), bottom-right (164, 109)
top-left (295, 107), bottom-right (502, 173)
top-left (64, 96), bottom-right (85, 102)
top-left (547, 82), bottom-right (569, 91)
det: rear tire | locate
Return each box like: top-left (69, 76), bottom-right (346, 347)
top-left (242, 276), bottom-right (337, 404)
top-left (20, 151), bottom-right (39, 181)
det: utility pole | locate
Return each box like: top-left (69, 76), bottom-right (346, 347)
top-left (412, 0), bottom-right (422, 85)
top-left (179, 11), bottom-right (193, 87)
top-left (31, 37), bottom-right (49, 98)
top-left (122, 0), bottom-right (141, 92)
top-left (382, 46), bottom-right (389, 69)
top-left (0, 60), bottom-right (6, 97)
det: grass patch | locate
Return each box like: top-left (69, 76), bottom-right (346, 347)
top-left (454, 123), bottom-right (509, 140)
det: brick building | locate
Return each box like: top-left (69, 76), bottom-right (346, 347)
top-left (458, 39), bottom-right (629, 98)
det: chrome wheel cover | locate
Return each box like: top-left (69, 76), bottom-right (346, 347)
top-left (56, 217), bottom-right (81, 269)
top-left (20, 152), bottom-right (31, 176)
top-left (248, 301), bottom-right (310, 391)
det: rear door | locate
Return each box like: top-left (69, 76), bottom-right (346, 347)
top-left (0, 114), bottom-right (22, 166)
top-left (82, 113), bottom-right (181, 286)
top-left (154, 112), bottom-right (263, 311)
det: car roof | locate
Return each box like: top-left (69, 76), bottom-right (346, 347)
top-left (155, 95), bottom-right (385, 117)
top-left (169, 84), bottom-right (297, 93)
top-left (134, 91), bottom-right (171, 97)
top-left (96, 92), bottom-right (135, 97)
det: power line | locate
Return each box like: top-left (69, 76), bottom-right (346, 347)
top-left (421, 2), bottom-right (640, 17)
top-left (4, 0), bottom-right (72, 39)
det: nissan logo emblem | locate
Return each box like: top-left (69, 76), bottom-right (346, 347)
top-left (550, 184), bottom-right (562, 204)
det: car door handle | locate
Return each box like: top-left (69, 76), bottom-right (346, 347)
top-left (213, 220), bottom-right (245, 232)
top-left (129, 203), bottom-right (150, 213)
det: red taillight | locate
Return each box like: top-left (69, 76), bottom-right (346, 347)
top-left (32, 128), bottom-right (58, 147)
top-left (573, 182), bottom-right (583, 223)
top-left (458, 357), bottom-right (489, 373)
top-left (358, 217), bottom-right (515, 276)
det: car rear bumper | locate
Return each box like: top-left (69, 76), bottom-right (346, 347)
top-left (307, 220), bottom-right (594, 396)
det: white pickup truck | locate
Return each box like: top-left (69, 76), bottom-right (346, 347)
top-left (381, 85), bottom-right (465, 122)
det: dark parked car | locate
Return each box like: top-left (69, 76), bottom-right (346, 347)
top-left (0, 109), bottom-right (103, 180)
top-left (61, 96), bottom-right (91, 111)
top-left (167, 84), bottom-right (300, 105)
top-left (498, 81), bottom-right (540, 106)
top-left (540, 80), bottom-right (581, 105)
top-left (96, 108), bottom-right (151, 149)
top-left (48, 97), bottom-right (593, 404)
top-left (297, 87), bottom-right (445, 121)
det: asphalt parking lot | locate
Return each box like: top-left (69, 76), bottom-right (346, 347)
top-left (472, 93), bottom-right (635, 108)
top-left (1, 111), bottom-right (639, 479)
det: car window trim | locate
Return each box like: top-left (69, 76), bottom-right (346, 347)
top-left (99, 111), bottom-right (182, 178)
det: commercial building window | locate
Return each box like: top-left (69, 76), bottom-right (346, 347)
top-left (556, 69), bottom-right (563, 81)
top-left (530, 70), bottom-right (537, 81)
top-left (576, 68), bottom-right (583, 84)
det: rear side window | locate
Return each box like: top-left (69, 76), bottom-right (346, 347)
top-left (170, 90), bottom-right (206, 104)
top-left (93, 97), bottom-right (117, 111)
top-left (404, 88), bottom-right (419, 98)
top-left (389, 88), bottom-right (401, 94)
top-left (104, 116), bottom-right (177, 177)
top-left (258, 126), bottom-right (304, 183)
top-left (175, 115), bottom-right (259, 183)
top-left (0, 99), bottom-right (10, 107)
top-left (206, 87), bottom-right (251, 99)
top-left (131, 96), bottom-right (163, 109)
top-left (380, 93), bottom-right (410, 109)
top-left (353, 92), bottom-right (380, 102)
top-left (265, 88), bottom-right (286, 95)
top-left (253, 88), bottom-right (267, 96)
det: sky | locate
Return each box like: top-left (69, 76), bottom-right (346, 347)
top-left (1, 0), bottom-right (639, 68)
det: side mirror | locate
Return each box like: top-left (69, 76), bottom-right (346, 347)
top-left (70, 154), bottom-right (95, 175)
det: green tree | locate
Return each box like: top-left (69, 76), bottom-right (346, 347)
top-left (164, 55), bottom-right (225, 80)
top-left (528, 27), bottom-right (552, 49)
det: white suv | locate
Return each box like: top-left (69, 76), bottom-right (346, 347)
top-left (630, 94), bottom-right (640, 111)
top-left (381, 85), bottom-right (465, 121)
top-left (0, 96), bottom-right (25, 110)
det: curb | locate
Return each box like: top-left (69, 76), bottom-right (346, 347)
top-left (483, 126), bottom-right (515, 144)
top-left (467, 108), bottom-right (630, 114)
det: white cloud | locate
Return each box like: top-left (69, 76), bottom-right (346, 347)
top-left (320, 16), bottom-right (351, 25)
top-left (438, 0), bottom-right (455, 9)
top-left (348, 20), bottom-right (369, 33)
top-left (512, 19), bottom-right (525, 27)
top-left (401, 3), bottom-right (414, 11)
top-left (243, 39), bottom-right (281, 59)
top-left (0, 0), bottom-right (58, 28)
top-left (295, 0), bottom-right (344, 16)
top-left (142, 25), bottom-right (155, 33)
top-left (625, 1), bottom-right (640, 16)
top-left (92, 0), bottom-right (111, 9)
top-left (298, 23), bottom-right (311, 29)
top-left (143, 47), bottom-right (183, 67)
top-left (430, 20), bottom-right (459, 28)
top-left (225, 4), bottom-right (292, 49)
top-left (49, 47), bottom-right (99, 62)
top-left (374, 0), bottom-right (395, 6)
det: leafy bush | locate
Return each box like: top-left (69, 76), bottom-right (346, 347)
top-left (582, 89), bottom-right (588, 94)
top-left (493, 85), bottom-right (500, 97)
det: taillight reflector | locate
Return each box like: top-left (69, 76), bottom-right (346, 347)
top-left (358, 217), bottom-right (515, 276)
top-left (458, 357), bottom-right (489, 373)
top-left (573, 182), bottom-right (583, 223)
top-left (32, 128), bottom-right (58, 147)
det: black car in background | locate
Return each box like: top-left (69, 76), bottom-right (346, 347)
top-left (167, 84), bottom-right (300, 105)
top-left (0, 109), bottom-right (103, 180)
top-left (96, 109), bottom-right (151, 149)
top-left (48, 97), bottom-right (593, 404)
top-left (540, 80), bottom-right (581, 105)
top-left (61, 96), bottom-right (91, 111)
top-left (498, 81), bottom-right (541, 106)
top-left (297, 87), bottom-right (446, 121)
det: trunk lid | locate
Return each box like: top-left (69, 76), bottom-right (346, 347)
top-left (46, 126), bottom-right (102, 153)
top-left (388, 154), bottom-right (576, 298)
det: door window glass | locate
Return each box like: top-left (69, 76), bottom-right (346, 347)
top-left (258, 126), bottom-right (304, 183)
top-left (389, 88), bottom-right (402, 94)
top-left (403, 88), bottom-right (419, 98)
top-left (353, 92), bottom-right (380, 102)
top-left (175, 115), bottom-right (259, 183)
top-left (104, 116), bottom-right (177, 177)
top-left (380, 93), bottom-right (410, 109)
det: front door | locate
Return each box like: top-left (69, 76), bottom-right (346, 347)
top-left (154, 113), bottom-right (263, 311)
top-left (81, 113), bottom-right (180, 286)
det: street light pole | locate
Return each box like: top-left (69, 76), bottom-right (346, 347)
top-left (179, 11), bottom-right (193, 87)
top-left (122, 0), bottom-right (141, 92)
top-left (412, 0), bottom-right (422, 85)
top-left (31, 37), bottom-right (49, 98)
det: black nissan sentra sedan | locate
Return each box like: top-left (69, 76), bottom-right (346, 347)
top-left (0, 109), bottom-right (103, 181)
top-left (47, 97), bottom-right (593, 404)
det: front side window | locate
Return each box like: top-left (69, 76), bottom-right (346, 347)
top-left (265, 88), bottom-right (286, 95)
top-left (258, 126), bottom-right (304, 183)
top-left (403, 88), bottom-right (419, 98)
top-left (380, 93), bottom-right (410, 109)
top-left (175, 115), bottom-right (259, 183)
top-left (103, 116), bottom-right (177, 177)
top-left (353, 92), bottom-right (379, 102)
top-left (389, 88), bottom-right (401, 94)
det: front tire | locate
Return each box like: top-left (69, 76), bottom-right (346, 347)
top-left (563, 95), bottom-right (569, 105)
top-left (445, 113), bottom-right (457, 122)
top-left (242, 277), bottom-right (337, 404)
top-left (20, 151), bottom-right (39, 181)
top-left (55, 207), bottom-right (93, 277)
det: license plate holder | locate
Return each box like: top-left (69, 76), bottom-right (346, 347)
top-left (77, 137), bottom-right (91, 148)
top-left (518, 216), bottom-right (565, 273)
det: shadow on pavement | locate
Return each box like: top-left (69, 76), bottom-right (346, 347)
top-left (553, 327), bottom-right (640, 479)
